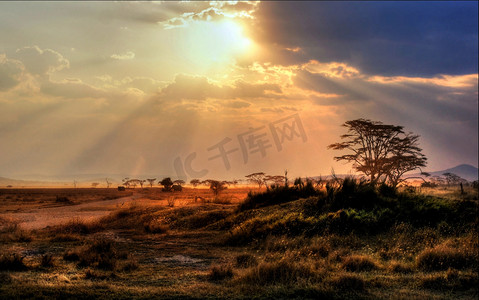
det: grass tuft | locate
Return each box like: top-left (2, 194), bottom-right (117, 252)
top-left (341, 255), bottom-right (379, 272)
top-left (209, 264), bottom-right (234, 281)
top-left (235, 253), bottom-right (258, 268)
top-left (416, 244), bottom-right (477, 271)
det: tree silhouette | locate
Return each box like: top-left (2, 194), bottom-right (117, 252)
top-left (328, 119), bottom-right (427, 188)
top-left (245, 172), bottom-right (267, 189)
top-left (146, 178), bottom-right (156, 188)
top-left (443, 173), bottom-right (465, 185)
top-left (160, 177), bottom-right (173, 192)
top-left (91, 182), bottom-right (99, 188)
top-left (190, 179), bottom-right (201, 188)
top-left (209, 180), bottom-right (227, 198)
top-left (105, 178), bottom-right (112, 188)
top-left (264, 175), bottom-right (285, 188)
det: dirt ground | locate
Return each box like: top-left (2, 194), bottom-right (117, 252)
top-left (0, 187), bottom-right (249, 230)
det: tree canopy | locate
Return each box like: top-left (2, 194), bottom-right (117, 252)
top-left (328, 119), bottom-right (427, 187)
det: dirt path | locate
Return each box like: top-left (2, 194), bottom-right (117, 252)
top-left (3, 192), bottom-right (145, 230)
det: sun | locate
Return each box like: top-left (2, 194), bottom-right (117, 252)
top-left (179, 19), bottom-right (253, 71)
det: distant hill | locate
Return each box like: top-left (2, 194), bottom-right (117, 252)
top-left (411, 164), bottom-right (478, 182)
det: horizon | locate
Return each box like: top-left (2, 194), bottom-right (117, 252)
top-left (1, 2), bottom-right (477, 182)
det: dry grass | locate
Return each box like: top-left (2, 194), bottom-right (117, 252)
top-left (330, 273), bottom-right (365, 291)
top-left (0, 186), bottom-right (477, 299)
top-left (237, 259), bottom-right (317, 286)
top-left (341, 255), bottom-right (379, 272)
top-left (416, 243), bottom-right (477, 271)
top-left (49, 218), bottom-right (104, 235)
top-left (209, 264), bottom-right (234, 281)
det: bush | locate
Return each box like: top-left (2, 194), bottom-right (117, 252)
top-left (40, 254), bottom-right (55, 268)
top-left (238, 184), bottom-right (319, 211)
top-left (209, 264), bottom-right (234, 281)
top-left (52, 218), bottom-right (103, 235)
top-left (341, 255), bottom-right (379, 272)
top-left (388, 261), bottom-right (413, 274)
top-left (64, 238), bottom-right (127, 271)
top-left (0, 253), bottom-right (27, 271)
top-left (238, 260), bottom-right (316, 285)
top-left (235, 254), bottom-right (258, 268)
top-left (416, 244), bottom-right (477, 271)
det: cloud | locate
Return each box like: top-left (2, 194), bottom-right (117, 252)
top-left (223, 100), bottom-right (251, 109)
top-left (40, 78), bottom-right (106, 99)
top-left (0, 54), bottom-right (24, 91)
top-left (14, 45), bottom-right (69, 76)
top-left (161, 1), bottom-right (258, 29)
top-left (250, 2), bottom-right (478, 76)
top-left (111, 51), bottom-right (135, 60)
top-left (158, 74), bottom-right (282, 101)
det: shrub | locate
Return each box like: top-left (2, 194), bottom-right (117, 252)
top-left (63, 250), bottom-right (80, 261)
top-left (0, 253), bottom-right (27, 271)
top-left (40, 254), bottom-right (55, 268)
top-left (52, 218), bottom-right (103, 235)
top-left (416, 244), bottom-right (476, 271)
top-left (209, 264), bottom-right (234, 281)
top-left (64, 238), bottom-right (123, 271)
top-left (388, 261), bottom-right (413, 274)
top-left (56, 196), bottom-right (72, 204)
top-left (238, 184), bottom-right (318, 211)
top-left (341, 255), bottom-right (379, 272)
top-left (238, 260), bottom-right (316, 285)
top-left (235, 254), bottom-right (258, 268)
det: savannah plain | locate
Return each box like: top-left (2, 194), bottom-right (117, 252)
top-left (0, 181), bottom-right (477, 299)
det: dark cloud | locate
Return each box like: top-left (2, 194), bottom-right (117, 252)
top-left (294, 69), bottom-right (368, 102)
top-left (251, 2), bottom-right (478, 76)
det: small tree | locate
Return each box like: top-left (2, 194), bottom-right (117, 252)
top-left (105, 178), bottom-right (112, 188)
top-left (190, 179), bottom-right (201, 188)
top-left (146, 178), bottom-right (156, 188)
top-left (245, 172), bottom-right (267, 189)
top-left (209, 180), bottom-right (227, 198)
top-left (264, 175), bottom-right (286, 188)
top-left (328, 119), bottom-right (427, 188)
top-left (160, 177), bottom-right (173, 192)
top-left (443, 173), bottom-right (466, 186)
top-left (91, 182), bottom-right (100, 188)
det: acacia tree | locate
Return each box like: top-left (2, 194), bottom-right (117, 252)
top-left (328, 119), bottom-right (427, 188)
top-left (190, 179), bottom-right (201, 188)
top-left (146, 178), bottom-right (156, 188)
top-left (245, 172), bottom-right (267, 189)
top-left (209, 180), bottom-right (227, 198)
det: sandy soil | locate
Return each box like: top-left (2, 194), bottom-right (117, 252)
top-left (2, 192), bottom-right (145, 230)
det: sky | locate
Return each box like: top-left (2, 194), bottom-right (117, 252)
top-left (0, 1), bottom-right (477, 182)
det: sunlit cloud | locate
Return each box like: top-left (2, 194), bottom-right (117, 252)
top-left (110, 51), bottom-right (135, 60)
top-left (15, 45), bottom-right (69, 76)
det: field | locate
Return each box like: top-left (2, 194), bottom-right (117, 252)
top-left (0, 184), bottom-right (477, 299)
